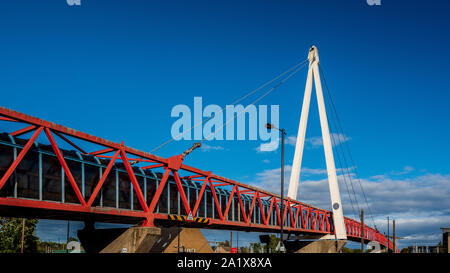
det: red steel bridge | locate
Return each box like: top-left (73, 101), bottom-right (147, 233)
top-left (0, 106), bottom-right (397, 252)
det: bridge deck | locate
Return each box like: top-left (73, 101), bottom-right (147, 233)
top-left (0, 106), bottom-right (396, 251)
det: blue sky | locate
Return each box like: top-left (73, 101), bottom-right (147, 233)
top-left (1, 0), bottom-right (450, 250)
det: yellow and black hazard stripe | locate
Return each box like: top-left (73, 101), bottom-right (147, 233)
top-left (168, 215), bottom-right (185, 221)
top-left (168, 214), bottom-right (210, 224)
top-left (195, 218), bottom-right (209, 224)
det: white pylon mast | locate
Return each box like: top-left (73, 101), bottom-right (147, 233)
top-left (287, 46), bottom-right (347, 239)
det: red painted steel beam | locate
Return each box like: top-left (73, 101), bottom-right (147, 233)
top-left (245, 192), bottom-right (257, 224)
top-left (212, 183), bottom-right (230, 187)
top-left (45, 128), bottom-right (87, 206)
top-left (235, 187), bottom-right (248, 223)
top-left (140, 163), bottom-right (165, 170)
top-left (264, 197), bottom-right (275, 226)
top-left (191, 177), bottom-right (209, 217)
top-left (147, 169), bottom-right (171, 215)
top-left (222, 185), bottom-right (236, 220)
top-left (274, 199), bottom-right (281, 226)
top-left (208, 179), bottom-right (224, 221)
top-left (181, 174), bottom-right (204, 180)
top-left (207, 218), bottom-right (329, 235)
top-left (53, 131), bottom-right (88, 154)
top-left (96, 155), bottom-right (158, 164)
top-left (187, 178), bottom-right (206, 182)
top-left (293, 205), bottom-right (301, 228)
top-left (257, 193), bottom-right (267, 225)
top-left (87, 150), bottom-right (120, 207)
top-left (0, 116), bottom-right (18, 122)
top-left (0, 126), bottom-right (43, 191)
top-left (120, 148), bottom-right (149, 212)
top-left (10, 125), bottom-right (37, 137)
top-left (0, 197), bottom-right (147, 218)
top-left (172, 171), bottom-right (191, 216)
top-left (89, 148), bottom-right (114, 156)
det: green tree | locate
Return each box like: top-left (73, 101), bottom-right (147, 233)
top-left (268, 234), bottom-right (280, 253)
top-left (37, 240), bottom-right (67, 253)
top-left (341, 247), bottom-right (362, 253)
top-left (250, 242), bottom-right (263, 253)
top-left (0, 217), bottom-right (39, 253)
top-left (400, 247), bottom-right (410, 253)
top-left (239, 246), bottom-right (249, 253)
top-left (68, 236), bottom-right (78, 242)
top-left (218, 240), bottom-right (230, 247)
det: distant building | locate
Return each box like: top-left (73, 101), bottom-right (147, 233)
top-left (407, 245), bottom-right (439, 253)
top-left (405, 228), bottom-right (450, 253)
top-left (441, 227), bottom-right (450, 253)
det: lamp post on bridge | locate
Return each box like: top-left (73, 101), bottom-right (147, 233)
top-left (265, 123), bottom-right (286, 253)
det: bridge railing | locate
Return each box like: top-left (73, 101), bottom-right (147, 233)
top-left (0, 106), bottom-right (397, 251)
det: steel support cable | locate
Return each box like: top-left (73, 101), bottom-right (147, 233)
top-left (201, 61), bottom-right (308, 143)
top-left (328, 116), bottom-right (359, 219)
top-left (149, 59), bottom-right (309, 154)
top-left (320, 71), bottom-right (359, 218)
top-left (319, 64), bottom-right (377, 229)
top-left (325, 92), bottom-right (362, 216)
top-left (321, 68), bottom-right (364, 223)
top-left (320, 66), bottom-right (376, 229)
top-left (325, 84), bottom-right (360, 217)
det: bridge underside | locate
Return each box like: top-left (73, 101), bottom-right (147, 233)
top-left (0, 201), bottom-right (366, 245)
top-left (0, 200), bottom-right (327, 235)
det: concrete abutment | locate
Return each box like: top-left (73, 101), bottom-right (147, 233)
top-left (77, 223), bottom-right (212, 253)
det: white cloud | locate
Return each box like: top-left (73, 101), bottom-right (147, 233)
top-left (285, 136), bottom-right (297, 146)
top-left (285, 133), bottom-right (351, 149)
top-left (390, 166), bottom-right (414, 175)
top-left (256, 133), bottom-right (351, 153)
top-left (200, 144), bottom-right (226, 151)
top-left (250, 165), bottom-right (450, 249)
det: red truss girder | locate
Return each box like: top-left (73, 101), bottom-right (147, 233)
top-left (0, 106), bottom-right (398, 252)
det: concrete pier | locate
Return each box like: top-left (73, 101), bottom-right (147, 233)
top-left (78, 222), bottom-right (212, 253)
top-left (284, 239), bottom-right (347, 253)
top-left (78, 224), bottom-right (161, 253)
